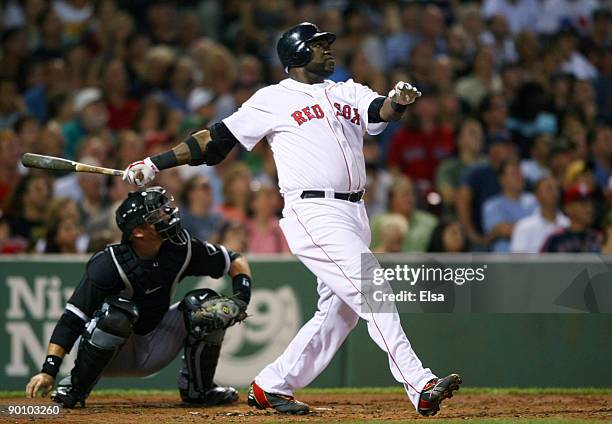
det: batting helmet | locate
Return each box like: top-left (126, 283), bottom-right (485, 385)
top-left (277, 22), bottom-right (336, 72)
top-left (115, 186), bottom-right (188, 245)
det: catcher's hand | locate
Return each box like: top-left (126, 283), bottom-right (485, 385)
top-left (26, 373), bottom-right (55, 398)
top-left (388, 81), bottom-right (422, 105)
top-left (193, 296), bottom-right (247, 331)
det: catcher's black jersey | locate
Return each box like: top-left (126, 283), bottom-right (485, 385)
top-left (50, 230), bottom-right (230, 352)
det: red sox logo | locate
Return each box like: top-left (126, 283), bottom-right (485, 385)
top-left (291, 103), bottom-right (361, 126)
top-left (291, 105), bottom-right (324, 126)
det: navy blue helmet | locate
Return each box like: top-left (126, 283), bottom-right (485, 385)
top-left (277, 22), bottom-right (336, 72)
top-left (115, 186), bottom-right (187, 245)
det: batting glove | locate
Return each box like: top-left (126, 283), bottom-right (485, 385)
top-left (388, 81), bottom-right (422, 105)
top-left (123, 157), bottom-right (159, 186)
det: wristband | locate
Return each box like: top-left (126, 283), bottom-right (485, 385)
top-left (41, 354), bottom-right (62, 378)
top-left (151, 151), bottom-right (178, 170)
top-left (390, 101), bottom-right (408, 113)
top-left (232, 273), bottom-right (252, 304)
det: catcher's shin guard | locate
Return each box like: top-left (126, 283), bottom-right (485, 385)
top-left (178, 289), bottom-right (237, 404)
top-left (52, 296), bottom-right (138, 408)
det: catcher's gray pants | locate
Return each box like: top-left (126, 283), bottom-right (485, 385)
top-left (103, 302), bottom-right (187, 377)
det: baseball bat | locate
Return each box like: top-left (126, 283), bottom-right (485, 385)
top-left (21, 153), bottom-right (124, 177)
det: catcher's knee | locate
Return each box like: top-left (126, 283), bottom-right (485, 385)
top-left (89, 295), bottom-right (139, 348)
top-left (179, 289), bottom-right (224, 341)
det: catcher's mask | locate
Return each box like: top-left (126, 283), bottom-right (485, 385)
top-left (115, 186), bottom-right (188, 245)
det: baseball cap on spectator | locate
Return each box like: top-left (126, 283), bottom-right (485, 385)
top-left (563, 183), bottom-right (595, 205)
top-left (73, 88), bottom-right (103, 113)
top-left (555, 20), bottom-right (580, 39)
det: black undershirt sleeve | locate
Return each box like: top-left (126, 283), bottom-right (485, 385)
top-left (183, 236), bottom-right (252, 303)
top-left (184, 237), bottom-right (231, 279)
top-left (49, 311), bottom-right (86, 352)
top-left (49, 251), bottom-right (122, 352)
top-left (367, 96), bottom-right (387, 123)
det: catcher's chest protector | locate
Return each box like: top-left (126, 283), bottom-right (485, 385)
top-left (106, 230), bottom-right (193, 334)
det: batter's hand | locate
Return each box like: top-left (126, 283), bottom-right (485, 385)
top-left (123, 157), bottom-right (159, 186)
top-left (25, 373), bottom-right (55, 398)
top-left (388, 81), bottom-right (422, 105)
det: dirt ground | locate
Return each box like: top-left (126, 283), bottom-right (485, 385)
top-left (2, 392), bottom-right (612, 423)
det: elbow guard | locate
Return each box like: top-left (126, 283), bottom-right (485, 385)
top-left (201, 122), bottom-right (238, 166)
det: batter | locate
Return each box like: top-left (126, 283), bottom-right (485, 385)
top-left (123, 22), bottom-right (461, 417)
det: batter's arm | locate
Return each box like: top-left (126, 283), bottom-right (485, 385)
top-left (379, 97), bottom-right (408, 122)
top-left (150, 122), bottom-right (239, 170)
top-left (368, 96), bottom-right (419, 123)
top-left (370, 81), bottom-right (422, 122)
top-left (123, 123), bottom-right (239, 186)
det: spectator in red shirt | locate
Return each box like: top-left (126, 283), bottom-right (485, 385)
top-left (0, 129), bottom-right (21, 206)
top-left (101, 58), bottom-right (139, 131)
top-left (217, 162), bottom-right (252, 225)
top-left (246, 184), bottom-right (289, 254)
top-left (387, 91), bottom-right (454, 195)
top-left (541, 183), bottom-right (602, 252)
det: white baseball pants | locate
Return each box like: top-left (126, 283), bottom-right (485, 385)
top-left (253, 195), bottom-right (436, 409)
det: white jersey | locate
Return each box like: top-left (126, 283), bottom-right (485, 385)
top-left (223, 78), bottom-right (387, 195)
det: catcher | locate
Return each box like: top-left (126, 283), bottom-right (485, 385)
top-left (25, 186), bottom-right (251, 408)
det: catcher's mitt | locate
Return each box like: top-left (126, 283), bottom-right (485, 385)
top-left (192, 296), bottom-right (247, 332)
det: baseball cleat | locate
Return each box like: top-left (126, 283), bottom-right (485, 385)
top-left (180, 384), bottom-right (239, 405)
top-left (50, 377), bottom-right (86, 408)
top-left (247, 381), bottom-right (310, 415)
top-left (417, 373), bottom-right (462, 416)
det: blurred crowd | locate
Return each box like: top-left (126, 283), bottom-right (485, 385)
top-left (0, 0), bottom-right (610, 255)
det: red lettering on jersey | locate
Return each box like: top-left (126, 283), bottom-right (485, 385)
top-left (334, 102), bottom-right (342, 116)
top-left (342, 105), bottom-right (351, 119)
top-left (292, 110), bottom-right (307, 126)
top-left (312, 104), bottom-right (324, 119)
top-left (329, 102), bottom-right (361, 126)
top-left (302, 106), bottom-right (315, 120)
top-left (351, 107), bottom-right (361, 124)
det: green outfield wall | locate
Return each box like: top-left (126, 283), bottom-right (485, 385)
top-left (1, 254), bottom-right (611, 391)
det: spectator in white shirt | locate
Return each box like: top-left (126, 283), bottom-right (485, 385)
top-left (481, 0), bottom-right (540, 34)
top-left (556, 26), bottom-right (598, 80)
top-left (510, 176), bottom-right (570, 252)
top-left (536, 0), bottom-right (599, 35)
top-left (480, 14), bottom-right (518, 66)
